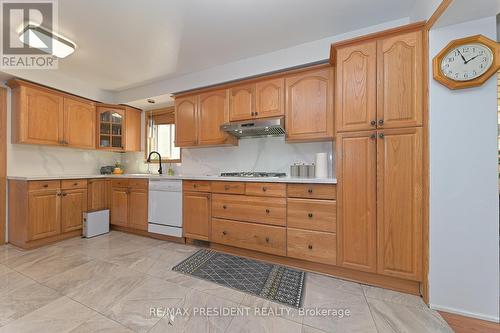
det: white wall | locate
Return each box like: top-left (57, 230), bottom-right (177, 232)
top-left (3, 85), bottom-right (122, 177)
top-left (429, 16), bottom-right (499, 321)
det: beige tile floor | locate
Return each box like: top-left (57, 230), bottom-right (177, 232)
top-left (0, 231), bottom-right (453, 333)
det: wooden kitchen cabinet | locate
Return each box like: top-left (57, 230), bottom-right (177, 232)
top-left (377, 31), bottom-right (423, 129)
top-left (285, 67), bottom-right (334, 142)
top-left (111, 187), bottom-right (128, 227)
top-left (61, 188), bottom-right (88, 233)
top-left (336, 131), bottom-right (377, 273)
top-left (28, 189), bottom-right (61, 240)
top-left (97, 106), bottom-right (126, 151)
top-left (175, 95), bottom-right (198, 147)
top-left (229, 84), bottom-right (255, 121)
top-left (183, 191), bottom-right (211, 241)
top-left (88, 179), bottom-right (110, 211)
top-left (124, 106), bottom-right (142, 152)
top-left (110, 179), bottom-right (148, 231)
top-left (255, 78), bottom-right (284, 119)
top-left (63, 97), bottom-right (96, 149)
top-left (198, 90), bottom-right (233, 146)
top-left (377, 128), bottom-right (423, 281)
top-left (335, 41), bottom-right (377, 132)
top-left (128, 187), bottom-right (148, 231)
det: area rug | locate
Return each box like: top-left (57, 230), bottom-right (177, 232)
top-left (172, 249), bottom-right (305, 308)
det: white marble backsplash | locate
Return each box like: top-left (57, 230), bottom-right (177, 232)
top-left (123, 136), bottom-right (334, 177)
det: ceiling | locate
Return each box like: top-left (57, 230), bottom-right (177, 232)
top-left (45, 0), bottom-right (417, 92)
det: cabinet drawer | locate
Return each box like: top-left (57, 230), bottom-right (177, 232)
top-left (61, 179), bottom-right (88, 190)
top-left (245, 182), bottom-right (286, 197)
top-left (212, 194), bottom-right (286, 226)
top-left (28, 180), bottom-right (60, 191)
top-left (129, 179), bottom-right (148, 191)
top-left (211, 181), bottom-right (245, 194)
top-left (287, 228), bottom-right (336, 265)
top-left (111, 179), bottom-right (129, 188)
top-left (212, 218), bottom-right (286, 256)
top-left (287, 184), bottom-right (336, 200)
top-left (287, 198), bottom-right (336, 232)
top-left (183, 180), bottom-right (211, 192)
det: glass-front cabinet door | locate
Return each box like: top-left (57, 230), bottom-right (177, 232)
top-left (97, 106), bottom-right (125, 150)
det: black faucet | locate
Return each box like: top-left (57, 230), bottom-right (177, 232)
top-left (146, 151), bottom-right (163, 175)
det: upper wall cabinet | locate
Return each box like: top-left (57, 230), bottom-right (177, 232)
top-left (332, 30), bottom-right (423, 132)
top-left (335, 42), bottom-right (377, 132)
top-left (8, 79), bottom-right (96, 148)
top-left (285, 67), bottom-right (334, 142)
top-left (96, 104), bottom-right (142, 152)
top-left (124, 107), bottom-right (142, 152)
top-left (377, 31), bottom-right (423, 129)
top-left (255, 78), bottom-right (284, 119)
top-left (229, 84), bottom-right (255, 121)
top-left (175, 93), bottom-right (236, 148)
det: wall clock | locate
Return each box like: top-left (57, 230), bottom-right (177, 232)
top-left (433, 35), bottom-right (500, 89)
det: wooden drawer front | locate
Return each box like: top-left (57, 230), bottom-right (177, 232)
top-left (212, 218), bottom-right (286, 256)
top-left (28, 180), bottom-right (60, 191)
top-left (287, 184), bottom-right (337, 200)
top-left (183, 180), bottom-right (211, 192)
top-left (212, 194), bottom-right (286, 226)
top-left (287, 198), bottom-right (336, 232)
top-left (287, 228), bottom-right (337, 265)
top-left (211, 181), bottom-right (245, 194)
top-left (61, 179), bottom-right (88, 190)
top-left (112, 179), bottom-right (129, 188)
top-left (245, 182), bottom-right (286, 197)
top-left (129, 179), bottom-right (148, 191)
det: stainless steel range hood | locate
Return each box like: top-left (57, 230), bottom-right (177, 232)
top-left (220, 117), bottom-right (285, 139)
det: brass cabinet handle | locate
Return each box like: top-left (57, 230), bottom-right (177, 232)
top-left (378, 119), bottom-right (384, 126)
top-left (308, 213), bottom-right (313, 218)
top-left (308, 244), bottom-right (313, 250)
top-left (307, 188), bottom-right (313, 194)
top-left (370, 120), bottom-right (376, 126)
top-left (265, 209), bottom-right (270, 214)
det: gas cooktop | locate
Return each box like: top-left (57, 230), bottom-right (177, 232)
top-left (220, 172), bottom-right (287, 178)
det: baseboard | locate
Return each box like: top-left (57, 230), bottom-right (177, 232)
top-left (431, 304), bottom-right (500, 323)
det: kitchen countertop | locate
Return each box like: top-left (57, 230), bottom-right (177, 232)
top-left (8, 174), bottom-right (337, 184)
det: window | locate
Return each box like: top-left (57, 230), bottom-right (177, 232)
top-left (145, 107), bottom-right (181, 162)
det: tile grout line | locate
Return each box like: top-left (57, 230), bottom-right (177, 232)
top-left (361, 285), bottom-right (383, 333)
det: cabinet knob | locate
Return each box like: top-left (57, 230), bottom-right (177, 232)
top-left (379, 133), bottom-right (384, 139)
top-left (193, 184), bottom-right (198, 188)
top-left (378, 119), bottom-right (384, 126)
top-left (265, 209), bottom-right (270, 214)
top-left (222, 231), bottom-right (227, 235)
top-left (43, 184), bottom-right (48, 188)
top-left (223, 205), bottom-right (227, 210)
top-left (262, 187), bottom-right (267, 192)
top-left (73, 183), bottom-right (78, 186)
top-left (308, 213), bottom-right (313, 218)
top-left (370, 134), bottom-right (376, 140)
top-left (62, 192), bottom-right (67, 197)
top-left (307, 188), bottom-right (313, 194)
top-left (370, 120), bottom-right (376, 126)
top-left (224, 185), bottom-right (230, 190)
top-left (265, 237), bottom-right (269, 243)
top-left (308, 244), bottom-right (313, 250)
top-left (255, 112), bottom-right (258, 116)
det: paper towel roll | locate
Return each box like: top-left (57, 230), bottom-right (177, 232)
top-left (315, 153), bottom-right (328, 178)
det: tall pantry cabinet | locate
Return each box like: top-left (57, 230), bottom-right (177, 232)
top-left (332, 28), bottom-right (424, 282)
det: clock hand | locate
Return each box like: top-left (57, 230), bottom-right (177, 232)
top-left (457, 49), bottom-right (467, 63)
top-left (464, 54), bottom-right (480, 64)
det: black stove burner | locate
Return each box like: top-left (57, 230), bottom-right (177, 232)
top-left (220, 172), bottom-right (287, 178)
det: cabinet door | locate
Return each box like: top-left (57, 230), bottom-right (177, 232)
top-left (377, 128), bottom-right (422, 281)
top-left (97, 107), bottom-right (125, 150)
top-left (61, 189), bottom-right (87, 233)
top-left (87, 179), bottom-right (110, 211)
top-left (183, 192), bottom-right (210, 241)
top-left (285, 67), bottom-right (333, 141)
top-left (255, 78), bottom-right (284, 119)
top-left (28, 190), bottom-right (61, 240)
top-left (63, 98), bottom-right (95, 149)
top-left (175, 96), bottom-right (198, 147)
top-left (335, 42), bottom-right (377, 132)
top-left (229, 84), bottom-right (255, 121)
top-left (336, 131), bottom-right (377, 272)
top-left (377, 31), bottom-right (423, 129)
top-left (111, 187), bottom-right (128, 227)
top-left (128, 189), bottom-right (148, 231)
top-left (21, 86), bottom-right (64, 145)
top-left (125, 107), bottom-right (142, 152)
top-left (198, 89), bottom-right (231, 146)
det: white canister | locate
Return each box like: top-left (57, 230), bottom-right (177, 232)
top-left (315, 152), bottom-right (328, 178)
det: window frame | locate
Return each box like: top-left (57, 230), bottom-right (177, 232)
top-left (144, 107), bottom-right (182, 163)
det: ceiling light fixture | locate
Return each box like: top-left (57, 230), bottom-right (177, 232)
top-left (18, 25), bottom-right (76, 58)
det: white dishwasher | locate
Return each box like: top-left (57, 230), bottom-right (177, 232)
top-left (148, 179), bottom-right (183, 237)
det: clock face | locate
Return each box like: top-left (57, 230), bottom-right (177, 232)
top-left (440, 43), bottom-right (494, 81)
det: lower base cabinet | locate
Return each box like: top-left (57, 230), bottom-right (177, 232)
top-left (110, 179), bottom-right (148, 231)
top-left (183, 191), bottom-right (211, 241)
top-left (61, 188), bottom-right (88, 233)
